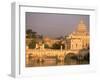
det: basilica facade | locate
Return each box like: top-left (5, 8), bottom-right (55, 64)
top-left (66, 20), bottom-right (89, 50)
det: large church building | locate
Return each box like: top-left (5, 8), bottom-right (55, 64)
top-left (66, 20), bottom-right (89, 50)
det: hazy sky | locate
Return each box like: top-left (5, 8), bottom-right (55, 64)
top-left (26, 12), bottom-right (89, 38)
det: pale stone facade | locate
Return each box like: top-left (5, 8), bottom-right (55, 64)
top-left (66, 20), bottom-right (89, 50)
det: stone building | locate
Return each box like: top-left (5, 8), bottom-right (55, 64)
top-left (43, 36), bottom-right (60, 48)
top-left (66, 20), bottom-right (89, 50)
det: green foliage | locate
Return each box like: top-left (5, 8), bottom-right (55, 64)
top-left (44, 44), bottom-right (49, 48)
top-left (28, 40), bottom-right (36, 49)
top-left (26, 29), bottom-right (33, 34)
top-left (52, 42), bottom-right (65, 49)
top-left (26, 29), bottom-right (37, 38)
top-left (52, 43), bottom-right (60, 49)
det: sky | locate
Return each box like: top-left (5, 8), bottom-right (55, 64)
top-left (26, 12), bottom-right (89, 38)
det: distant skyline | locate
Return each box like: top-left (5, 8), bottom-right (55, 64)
top-left (26, 12), bottom-right (89, 38)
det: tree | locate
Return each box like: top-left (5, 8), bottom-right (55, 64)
top-left (51, 41), bottom-right (65, 49)
top-left (26, 29), bottom-right (32, 34)
top-left (26, 29), bottom-right (32, 38)
top-left (31, 32), bottom-right (37, 38)
top-left (28, 40), bottom-right (36, 49)
top-left (52, 43), bottom-right (60, 49)
top-left (26, 29), bottom-right (37, 38)
top-left (44, 44), bottom-right (49, 49)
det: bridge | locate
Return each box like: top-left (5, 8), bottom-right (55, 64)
top-left (26, 49), bottom-right (79, 64)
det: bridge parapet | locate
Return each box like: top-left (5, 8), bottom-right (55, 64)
top-left (26, 49), bottom-right (80, 64)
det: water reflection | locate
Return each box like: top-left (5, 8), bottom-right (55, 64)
top-left (26, 58), bottom-right (89, 67)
